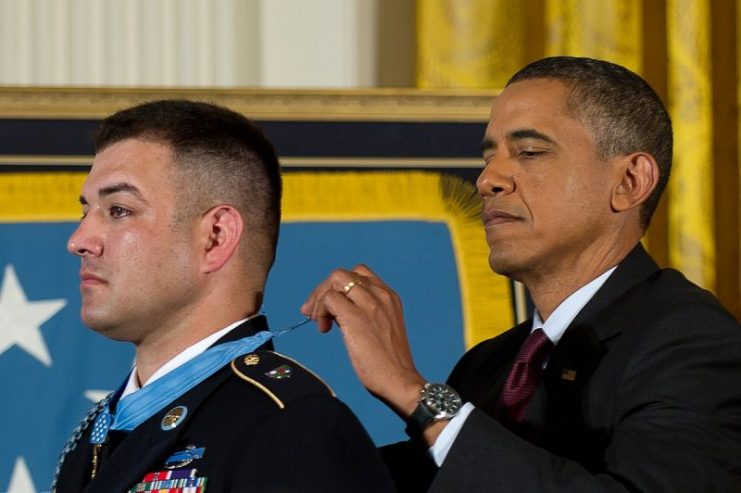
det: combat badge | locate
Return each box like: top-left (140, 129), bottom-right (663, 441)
top-left (164, 445), bottom-right (205, 469)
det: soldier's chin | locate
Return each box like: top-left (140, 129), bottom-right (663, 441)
top-left (80, 311), bottom-right (128, 341)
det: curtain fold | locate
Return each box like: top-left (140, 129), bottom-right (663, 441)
top-left (545, 0), bottom-right (642, 73)
top-left (416, 0), bottom-right (530, 88)
top-left (666, 0), bottom-right (715, 289)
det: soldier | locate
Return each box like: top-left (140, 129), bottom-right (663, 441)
top-left (53, 100), bottom-right (394, 492)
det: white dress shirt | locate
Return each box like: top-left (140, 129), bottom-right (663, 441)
top-left (429, 267), bottom-right (617, 466)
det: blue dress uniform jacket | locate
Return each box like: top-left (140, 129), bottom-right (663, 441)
top-left (54, 316), bottom-right (395, 492)
top-left (383, 244), bottom-right (741, 492)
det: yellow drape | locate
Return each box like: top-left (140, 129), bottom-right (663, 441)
top-left (666, 0), bottom-right (715, 289)
top-left (544, 0), bottom-right (642, 74)
top-left (417, 0), bottom-right (530, 88)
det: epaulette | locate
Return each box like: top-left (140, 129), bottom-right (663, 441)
top-left (230, 350), bottom-right (336, 409)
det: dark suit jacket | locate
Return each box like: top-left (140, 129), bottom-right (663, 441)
top-left (55, 316), bottom-right (395, 492)
top-left (384, 244), bottom-right (741, 492)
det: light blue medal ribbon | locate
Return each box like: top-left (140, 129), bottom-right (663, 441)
top-left (89, 316), bottom-right (313, 445)
top-left (90, 329), bottom-right (274, 443)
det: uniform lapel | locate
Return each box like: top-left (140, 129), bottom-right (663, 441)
top-left (83, 316), bottom-right (272, 492)
top-left (85, 367), bottom-right (233, 492)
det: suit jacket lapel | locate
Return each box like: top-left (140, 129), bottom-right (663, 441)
top-left (570, 244), bottom-right (658, 340)
top-left (534, 244), bottom-right (660, 462)
top-left (449, 322), bottom-right (531, 414)
top-left (543, 243), bottom-right (660, 391)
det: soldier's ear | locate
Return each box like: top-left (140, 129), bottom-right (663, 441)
top-left (611, 152), bottom-right (658, 213)
top-left (199, 205), bottom-right (243, 273)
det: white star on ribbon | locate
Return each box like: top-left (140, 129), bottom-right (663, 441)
top-left (0, 264), bottom-right (66, 367)
top-left (6, 456), bottom-right (36, 493)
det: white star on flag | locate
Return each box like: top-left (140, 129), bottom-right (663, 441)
top-left (6, 456), bottom-right (37, 493)
top-left (0, 264), bottom-right (67, 367)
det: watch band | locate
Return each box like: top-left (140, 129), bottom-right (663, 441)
top-left (405, 400), bottom-right (438, 438)
top-left (404, 382), bottom-right (462, 440)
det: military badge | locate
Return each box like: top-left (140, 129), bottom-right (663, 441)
top-left (266, 364), bottom-right (292, 379)
top-left (161, 406), bottom-right (189, 431)
top-left (127, 467), bottom-right (207, 492)
top-left (164, 445), bottom-right (205, 469)
top-left (243, 353), bottom-right (260, 366)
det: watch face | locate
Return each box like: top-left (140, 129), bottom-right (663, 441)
top-left (424, 383), bottom-right (462, 417)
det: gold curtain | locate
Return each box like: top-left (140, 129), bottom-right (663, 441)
top-left (666, 0), bottom-right (715, 290)
top-left (417, 0), bottom-right (741, 321)
top-left (417, 0), bottom-right (534, 88)
top-left (545, 0), bottom-right (642, 73)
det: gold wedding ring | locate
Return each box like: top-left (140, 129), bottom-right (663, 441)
top-left (343, 278), bottom-right (363, 294)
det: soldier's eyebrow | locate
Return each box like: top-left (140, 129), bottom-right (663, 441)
top-left (79, 182), bottom-right (148, 206)
top-left (98, 183), bottom-right (144, 200)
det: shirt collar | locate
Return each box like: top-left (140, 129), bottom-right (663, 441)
top-left (532, 266), bottom-right (617, 345)
top-left (122, 315), bottom-right (256, 399)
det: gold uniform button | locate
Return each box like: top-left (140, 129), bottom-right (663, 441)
top-left (244, 353), bottom-right (260, 366)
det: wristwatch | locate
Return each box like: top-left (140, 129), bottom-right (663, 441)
top-left (405, 382), bottom-right (462, 439)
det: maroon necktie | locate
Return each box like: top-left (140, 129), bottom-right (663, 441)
top-left (498, 328), bottom-right (554, 424)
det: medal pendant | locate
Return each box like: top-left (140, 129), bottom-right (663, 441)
top-left (91, 443), bottom-right (102, 479)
